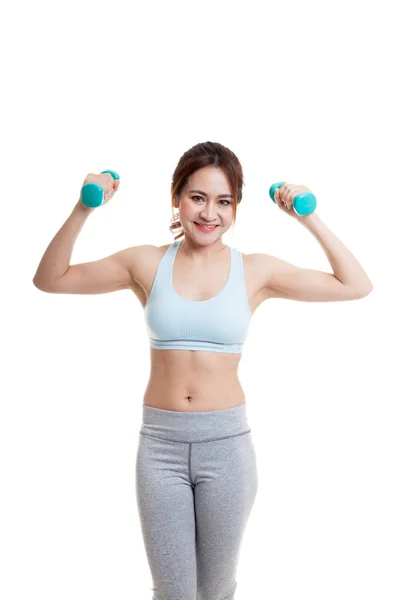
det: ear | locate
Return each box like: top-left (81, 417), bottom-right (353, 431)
top-left (173, 195), bottom-right (180, 209)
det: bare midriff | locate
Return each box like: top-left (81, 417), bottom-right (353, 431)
top-left (143, 347), bottom-right (246, 412)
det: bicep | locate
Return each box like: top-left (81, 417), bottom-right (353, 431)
top-left (259, 254), bottom-right (361, 302)
top-left (40, 247), bottom-right (142, 295)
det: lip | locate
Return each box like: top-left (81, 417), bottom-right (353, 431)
top-left (194, 222), bottom-right (219, 233)
top-left (194, 222), bottom-right (219, 227)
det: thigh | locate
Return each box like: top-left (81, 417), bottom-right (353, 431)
top-left (135, 434), bottom-right (197, 600)
top-left (193, 431), bottom-right (258, 600)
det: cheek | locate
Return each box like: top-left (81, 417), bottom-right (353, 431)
top-left (181, 207), bottom-right (193, 218)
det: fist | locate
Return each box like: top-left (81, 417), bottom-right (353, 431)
top-left (274, 183), bottom-right (312, 219)
top-left (80, 172), bottom-right (120, 206)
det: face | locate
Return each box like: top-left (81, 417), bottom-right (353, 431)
top-left (174, 167), bottom-right (234, 241)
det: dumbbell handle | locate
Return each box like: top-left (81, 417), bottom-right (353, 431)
top-left (81, 170), bottom-right (120, 208)
top-left (269, 182), bottom-right (317, 216)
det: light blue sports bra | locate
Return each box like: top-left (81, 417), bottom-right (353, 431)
top-left (144, 239), bottom-right (252, 353)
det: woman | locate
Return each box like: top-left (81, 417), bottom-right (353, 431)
top-left (33, 141), bottom-right (373, 599)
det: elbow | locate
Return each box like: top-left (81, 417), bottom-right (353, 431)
top-left (32, 277), bottom-right (45, 291)
top-left (356, 283), bottom-right (374, 298)
top-left (32, 277), bottom-right (53, 293)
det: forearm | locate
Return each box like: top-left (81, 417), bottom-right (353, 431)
top-left (33, 201), bottom-right (94, 288)
top-left (296, 213), bottom-right (373, 292)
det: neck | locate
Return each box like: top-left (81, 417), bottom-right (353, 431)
top-left (179, 237), bottom-right (228, 262)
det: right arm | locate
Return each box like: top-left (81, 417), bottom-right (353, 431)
top-left (32, 200), bottom-right (144, 295)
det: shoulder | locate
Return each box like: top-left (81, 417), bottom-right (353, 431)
top-left (241, 250), bottom-right (271, 276)
top-left (241, 251), bottom-right (280, 298)
top-left (157, 242), bottom-right (173, 254)
top-left (126, 242), bottom-right (172, 286)
top-left (129, 242), bottom-right (171, 263)
top-left (242, 250), bottom-right (280, 273)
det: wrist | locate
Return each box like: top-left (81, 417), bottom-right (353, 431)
top-left (296, 212), bottom-right (318, 226)
top-left (74, 200), bottom-right (94, 216)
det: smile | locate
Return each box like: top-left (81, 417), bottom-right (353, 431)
top-left (194, 222), bottom-right (219, 231)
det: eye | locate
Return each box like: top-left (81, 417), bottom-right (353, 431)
top-left (191, 196), bottom-right (231, 206)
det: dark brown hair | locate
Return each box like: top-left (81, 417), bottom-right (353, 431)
top-left (169, 141), bottom-right (244, 241)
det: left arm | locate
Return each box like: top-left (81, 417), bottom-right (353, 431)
top-left (260, 213), bottom-right (373, 302)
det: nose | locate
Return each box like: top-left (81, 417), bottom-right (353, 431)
top-left (200, 203), bottom-right (218, 222)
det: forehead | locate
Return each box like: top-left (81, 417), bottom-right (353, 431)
top-left (187, 167), bottom-right (230, 188)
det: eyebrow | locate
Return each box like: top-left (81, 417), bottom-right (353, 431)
top-left (189, 189), bottom-right (233, 199)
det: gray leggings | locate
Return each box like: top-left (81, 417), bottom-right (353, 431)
top-left (135, 402), bottom-right (258, 600)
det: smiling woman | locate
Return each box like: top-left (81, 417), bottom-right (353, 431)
top-left (170, 142), bottom-right (243, 241)
top-left (32, 140), bottom-right (373, 600)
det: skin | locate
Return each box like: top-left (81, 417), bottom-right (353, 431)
top-left (33, 167), bottom-right (372, 412)
top-left (172, 166), bottom-right (235, 263)
top-left (144, 166), bottom-right (252, 411)
top-left (143, 166), bottom-right (373, 411)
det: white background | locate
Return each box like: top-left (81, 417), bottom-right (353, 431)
top-left (2, 1), bottom-right (399, 598)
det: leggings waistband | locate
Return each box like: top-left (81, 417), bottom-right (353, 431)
top-left (139, 402), bottom-right (250, 443)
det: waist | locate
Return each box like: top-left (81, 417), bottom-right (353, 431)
top-left (143, 378), bottom-right (246, 412)
top-left (139, 401), bottom-right (250, 443)
top-left (145, 349), bottom-right (244, 410)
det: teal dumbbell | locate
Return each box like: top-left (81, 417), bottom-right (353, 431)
top-left (81, 170), bottom-right (120, 208)
top-left (269, 182), bottom-right (317, 216)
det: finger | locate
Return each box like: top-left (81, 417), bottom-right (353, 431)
top-left (279, 186), bottom-right (287, 207)
top-left (277, 191), bottom-right (285, 207)
top-left (284, 186), bottom-right (296, 209)
top-left (281, 186), bottom-right (288, 205)
top-left (275, 191), bottom-right (287, 210)
top-left (287, 187), bottom-right (300, 209)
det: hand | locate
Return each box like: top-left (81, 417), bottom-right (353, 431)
top-left (80, 172), bottom-right (120, 206)
top-left (274, 183), bottom-right (312, 220)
